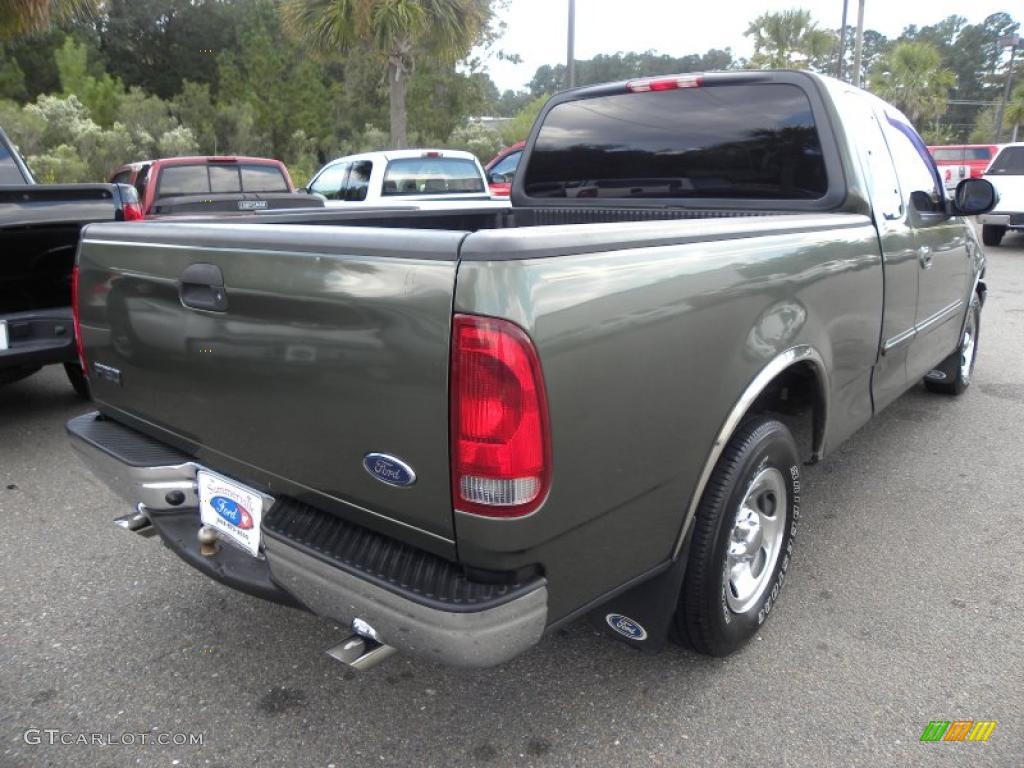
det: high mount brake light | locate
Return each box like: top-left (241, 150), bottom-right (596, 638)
top-left (450, 315), bottom-right (551, 518)
top-left (626, 74), bottom-right (703, 92)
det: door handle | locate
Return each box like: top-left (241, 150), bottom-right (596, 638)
top-left (179, 263), bottom-right (228, 312)
top-left (917, 246), bottom-right (933, 269)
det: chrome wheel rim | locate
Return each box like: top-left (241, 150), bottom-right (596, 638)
top-left (726, 467), bottom-right (787, 614)
top-left (960, 313), bottom-right (977, 384)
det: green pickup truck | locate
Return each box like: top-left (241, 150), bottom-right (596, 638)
top-left (67, 71), bottom-right (995, 669)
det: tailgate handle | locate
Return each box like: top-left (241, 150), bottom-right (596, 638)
top-left (180, 263), bottom-right (228, 312)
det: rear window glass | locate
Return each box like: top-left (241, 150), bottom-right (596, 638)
top-left (523, 83), bottom-right (828, 200)
top-left (210, 165), bottom-right (241, 193)
top-left (0, 144), bottom-right (28, 184)
top-left (932, 147), bottom-right (993, 162)
top-left (382, 157), bottom-right (484, 196)
top-left (987, 147), bottom-right (1024, 175)
top-left (158, 163), bottom-right (290, 196)
top-left (158, 165), bottom-right (210, 197)
top-left (241, 164), bottom-right (289, 192)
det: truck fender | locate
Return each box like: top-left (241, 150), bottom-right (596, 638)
top-left (671, 345), bottom-right (828, 561)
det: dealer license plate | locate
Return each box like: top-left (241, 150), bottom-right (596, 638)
top-left (198, 470), bottom-right (268, 557)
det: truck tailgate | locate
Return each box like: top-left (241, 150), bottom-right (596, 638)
top-left (77, 221), bottom-right (464, 545)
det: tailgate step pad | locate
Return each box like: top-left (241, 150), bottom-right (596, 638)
top-left (263, 497), bottom-right (541, 613)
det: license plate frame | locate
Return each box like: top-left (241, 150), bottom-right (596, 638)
top-left (198, 470), bottom-right (268, 557)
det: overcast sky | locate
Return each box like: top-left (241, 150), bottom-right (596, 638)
top-left (480, 1), bottom-right (1016, 92)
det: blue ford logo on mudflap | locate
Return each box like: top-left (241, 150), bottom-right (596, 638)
top-left (363, 453), bottom-right (416, 487)
top-left (605, 613), bottom-right (648, 641)
top-left (210, 495), bottom-right (253, 529)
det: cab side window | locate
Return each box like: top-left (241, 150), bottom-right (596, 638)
top-left (880, 110), bottom-right (943, 210)
top-left (345, 161), bottom-right (372, 201)
top-left (310, 163), bottom-right (349, 199)
top-left (840, 91), bottom-right (902, 221)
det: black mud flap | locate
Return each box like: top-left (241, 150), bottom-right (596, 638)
top-left (588, 530), bottom-right (692, 653)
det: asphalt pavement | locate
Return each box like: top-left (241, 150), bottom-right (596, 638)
top-left (2, 238), bottom-right (1023, 768)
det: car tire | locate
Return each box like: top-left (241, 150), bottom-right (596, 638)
top-left (64, 362), bottom-right (90, 399)
top-left (924, 297), bottom-right (980, 396)
top-left (673, 415), bottom-right (800, 656)
top-left (981, 225), bottom-right (1005, 247)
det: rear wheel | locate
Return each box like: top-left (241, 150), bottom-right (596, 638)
top-left (674, 416), bottom-right (800, 656)
top-left (64, 362), bottom-right (90, 399)
top-left (924, 297), bottom-right (980, 396)
top-left (981, 225), bottom-right (1005, 247)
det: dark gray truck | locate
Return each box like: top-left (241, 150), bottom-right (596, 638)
top-left (1, 127), bottom-right (142, 396)
top-left (67, 72), bottom-right (995, 669)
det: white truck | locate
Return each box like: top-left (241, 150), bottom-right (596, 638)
top-left (980, 142), bottom-right (1024, 246)
top-left (301, 149), bottom-right (500, 208)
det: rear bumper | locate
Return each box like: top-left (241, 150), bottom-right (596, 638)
top-left (979, 213), bottom-right (1024, 228)
top-left (66, 412), bottom-right (547, 668)
top-left (0, 306), bottom-right (76, 369)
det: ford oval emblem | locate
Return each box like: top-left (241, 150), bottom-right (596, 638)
top-left (363, 453), bottom-right (416, 488)
top-left (210, 496), bottom-right (253, 529)
top-left (605, 613), bottom-right (648, 641)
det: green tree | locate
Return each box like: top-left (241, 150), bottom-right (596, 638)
top-left (869, 41), bottom-right (955, 125)
top-left (498, 93), bottom-right (545, 145)
top-left (55, 37), bottom-right (124, 127)
top-left (745, 9), bottom-right (835, 70)
top-left (969, 106), bottom-right (998, 143)
top-left (1004, 84), bottom-right (1024, 142)
top-left (279, 0), bottom-right (494, 148)
top-left (0, 0), bottom-right (96, 41)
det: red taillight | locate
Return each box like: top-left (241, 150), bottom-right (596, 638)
top-left (71, 266), bottom-right (87, 376)
top-left (450, 315), bottom-right (551, 518)
top-left (970, 167), bottom-right (984, 178)
top-left (627, 74), bottom-right (703, 92)
top-left (123, 202), bottom-right (144, 221)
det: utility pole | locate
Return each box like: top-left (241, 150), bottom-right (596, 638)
top-left (852, 0), bottom-right (865, 88)
top-left (837, 0), bottom-right (849, 80)
top-left (567, 0), bottom-right (576, 89)
top-left (994, 34), bottom-right (1020, 143)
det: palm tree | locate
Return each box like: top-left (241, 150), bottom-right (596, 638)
top-left (1004, 84), bottom-right (1024, 142)
top-left (868, 42), bottom-right (955, 125)
top-left (745, 9), bottom-right (835, 70)
top-left (280, 0), bottom-right (490, 148)
top-left (0, 0), bottom-right (97, 41)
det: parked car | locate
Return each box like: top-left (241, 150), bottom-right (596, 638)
top-left (1, 126), bottom-right (142, 397)
top-left (928, 144), bottom-right (1000, 197)
top-left (303, 149), bottom-right (495, 207)
top-left (108, 156), bottom-right (323, 218)
top-left (485, 140), bottom-right (525, 197)
top-left (978, 142), bottom-right (1024, 245)
top-left (68, 71), bottom-right (994, 670)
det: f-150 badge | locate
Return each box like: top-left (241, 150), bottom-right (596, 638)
top-left (363, 453), bottom-right (416, 487)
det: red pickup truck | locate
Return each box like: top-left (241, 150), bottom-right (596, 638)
top-left (108, 156), bottom-right (321, 217)
top-left (928, 144), bottom-right (1000, 196)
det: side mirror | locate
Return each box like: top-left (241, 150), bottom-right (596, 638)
top-left (949, 178), bottom-right (997, 216)
top-left (296, 186), bottom-right (309, 194)
top-left (910, 190), bottom-right (949, 227)
top-left (489, 172), bottom-right (508, 184)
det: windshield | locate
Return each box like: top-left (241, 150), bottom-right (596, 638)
top-left (381, 157), bottom-right (484, 196)
top-left (524, 83), bottom-right (827, 200)
top-left (987, 147), bottom-right (1024, 175)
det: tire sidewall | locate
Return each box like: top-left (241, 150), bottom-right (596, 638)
top-left (708, 423), bottom-right (800, 650)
